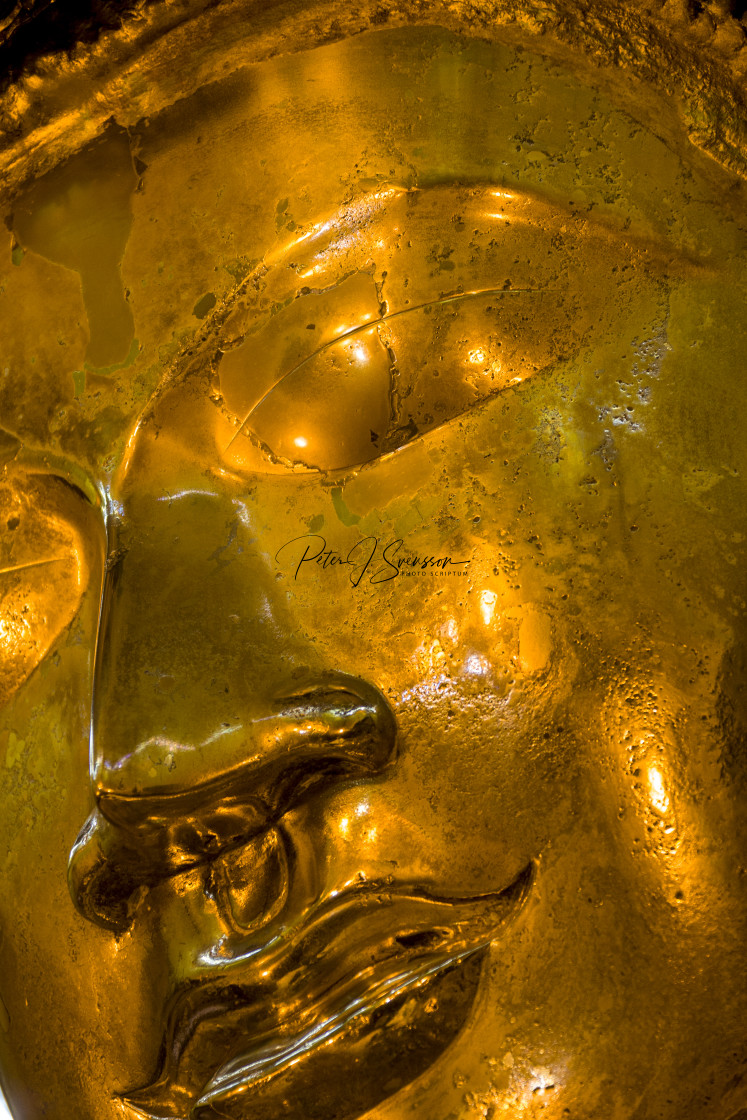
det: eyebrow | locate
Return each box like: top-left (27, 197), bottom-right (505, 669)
top-left (463, 185), bottom-right (708, 261)
top-left (291, 183), bottom-right (707, 277)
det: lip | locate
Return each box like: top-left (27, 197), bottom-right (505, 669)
top-left (122, 852), bottom-right (535, 1120)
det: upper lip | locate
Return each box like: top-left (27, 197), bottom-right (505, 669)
top-left (122, 845), bottom-right (534, 1119)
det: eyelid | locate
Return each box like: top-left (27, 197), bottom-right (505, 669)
top-left (0, 466), bottom-right (97, 707)
top-left (53, 474), bottom-right (95, 506)
top-left (234, 286), bottom-right (548, 443)
top-left (225, 285), bottom-right (551, 454)
top-left (214, 182), bottom-right (701, 478)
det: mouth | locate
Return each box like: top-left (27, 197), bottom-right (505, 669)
top-left (121, 849), bottom-right (534, 1120)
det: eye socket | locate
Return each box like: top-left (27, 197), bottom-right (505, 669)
top-left (211, 182), bottom-right (694, 477)
top-left (223, 287), bottom-right (570, 474)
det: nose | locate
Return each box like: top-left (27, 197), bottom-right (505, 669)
top-left (68, 672), bottom-right (397, 932)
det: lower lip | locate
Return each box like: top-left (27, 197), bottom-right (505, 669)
top-left (198, 944), bottom-right (483, 1111)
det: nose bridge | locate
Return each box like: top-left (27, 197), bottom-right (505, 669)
top-left (70, 672), bottom-right (398, 932)
top-left (91, 495), bottom-right (289, 777)
top-left (92, 489), bottom-right (316, 802)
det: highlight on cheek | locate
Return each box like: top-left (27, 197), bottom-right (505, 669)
top-left (647, 765), bottom-right (670, 816)
top-left (0, 470), bottom-right (92, 707)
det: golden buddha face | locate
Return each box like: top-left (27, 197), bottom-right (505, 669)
top-left (1, 20), bottom-right (746, 1120)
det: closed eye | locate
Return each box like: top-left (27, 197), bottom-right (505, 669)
top-left (222, 285), bottom-right (567, 473)
top-left (213, 183), bottom-right (697, 477)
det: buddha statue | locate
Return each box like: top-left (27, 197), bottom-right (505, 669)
top-left (0, 2), bottom-right (746, 1118)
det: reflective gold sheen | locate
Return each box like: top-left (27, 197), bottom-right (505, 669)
top-left (1, 4), bottom-right (747, 1119)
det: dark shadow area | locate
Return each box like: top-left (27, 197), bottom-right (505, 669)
top-left (0, 0), bottom-right (157, 92)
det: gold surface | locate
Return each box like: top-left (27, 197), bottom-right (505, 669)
top-left (1, 7), bottom-right (747, 1120)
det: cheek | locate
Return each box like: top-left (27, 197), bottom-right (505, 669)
top-left (280, 650), bottom-right (580, 900)
top-left (272, 546), bottom-right (557, 707)
top-left (257, 420), bottom-right (558, 686)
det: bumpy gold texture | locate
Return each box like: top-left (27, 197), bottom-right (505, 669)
top-left (1, 5), bottom-right (747, 1120)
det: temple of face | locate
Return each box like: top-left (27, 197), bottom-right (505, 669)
top-left (1, 6), bottom-right (747, 1120)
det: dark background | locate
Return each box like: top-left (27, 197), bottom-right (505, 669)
top-left (1, 0), bottom-right (747, 94)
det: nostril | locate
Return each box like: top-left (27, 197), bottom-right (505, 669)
top-left (68, 812), bottom-right (151, 933)
top-left (394, 929), bottom-right (448, 952)
top-left (276, 675), bottom-right (396, 743)
top-left (265, 675), bottom-right (398, 814)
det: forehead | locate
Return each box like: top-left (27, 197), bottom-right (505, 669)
top-left (129, 24), bottom-right (743, 255)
